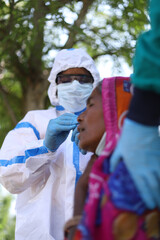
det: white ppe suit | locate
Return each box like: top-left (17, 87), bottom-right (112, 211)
top-left (0, 48), bottom-right (100, 240)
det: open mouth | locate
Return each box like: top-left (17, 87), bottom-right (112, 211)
top-left (77, 126), bottom-right (85, 133)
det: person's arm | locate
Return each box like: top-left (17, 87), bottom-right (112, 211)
top-left (131, 0), bottom-right (160, 94)
top-left (110, 0), bottom-right (160, 210)
top-left (128, 0), bottom-right (160, 126)
top-left (73, 154), bottom-right (98, 215)
top-left (0, 110), bottom-right (52, 194)
top-left (0, 111), bottom-right (78, 194)
top-left (65, 154), bottom-right (98, 239)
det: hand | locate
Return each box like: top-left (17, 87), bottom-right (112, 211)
top-left (71, 126), bottom-right (87, 155)
top-left (110, 118), bottom-right (160, 209)
top-left (44, 113), bottom-right (78, 151)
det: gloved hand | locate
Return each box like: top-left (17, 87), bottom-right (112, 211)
top-left (44, 113), bottom-right (78, 151)
top-left (71, 126), bottom-right (87, 155)
top-left (110, 118), bottom-right (160, 209)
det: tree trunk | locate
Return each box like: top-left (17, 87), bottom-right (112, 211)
top-left (22, 76), bottom-right (49, 113)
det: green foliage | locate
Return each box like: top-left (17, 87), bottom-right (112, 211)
top-left (80, 0), bottom-right (148, 64)
top-left (0, 0), bottom-right (148, 145)
top-left (0, 190), bottom-right (15, 240)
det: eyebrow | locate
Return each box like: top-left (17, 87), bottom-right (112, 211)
top-left (86, 96), bottom-right (93, 105)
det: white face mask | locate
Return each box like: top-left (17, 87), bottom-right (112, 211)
top-left (57, 80), bottom-right (93, 113)
top-left (95, 132), bottom-right (106, 156)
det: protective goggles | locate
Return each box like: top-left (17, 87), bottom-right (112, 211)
top-left (56, 74), bottom-right (94, 84)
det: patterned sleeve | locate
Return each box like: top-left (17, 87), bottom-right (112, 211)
top-left (108, 161), bottom-right (147, 215)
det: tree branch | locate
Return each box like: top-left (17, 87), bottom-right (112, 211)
top-left (42, 0), bottom-right (74, 14)
top-left (64, 0), bottom-right (95, 48)
top-left (0, 0), bottom-right (27, 81)
top-left (27, 0), bottom-right (47, 82)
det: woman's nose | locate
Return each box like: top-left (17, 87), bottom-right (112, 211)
top-left (77, 111), bottom-right (85, 123)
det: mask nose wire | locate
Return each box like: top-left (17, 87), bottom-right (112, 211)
top-left (71, 79), bottom-right (80, 85)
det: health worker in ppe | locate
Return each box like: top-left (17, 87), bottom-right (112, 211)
top-left (0, 48), bottom-right (100, 240)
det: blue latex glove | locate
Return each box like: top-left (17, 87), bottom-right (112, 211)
top-left (44, 113), bottom-right (78, 151)
top-left (71, 126), bottom-right (87, 155)
top-left (110, 118), bottom-right (160, 209)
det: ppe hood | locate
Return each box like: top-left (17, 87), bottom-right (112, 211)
top-left (48, 48), bottom-right (100, 106)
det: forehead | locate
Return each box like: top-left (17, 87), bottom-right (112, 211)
top-left (61, 67), bottom-right (91, 75)
top-left (87, 88), bottom-right (102, 104)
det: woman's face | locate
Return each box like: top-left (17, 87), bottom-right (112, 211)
top-left (77, 88), bottom-right (106, 153)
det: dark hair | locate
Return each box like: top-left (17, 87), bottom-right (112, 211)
top-left (95, 80), bottom-right (102, 95)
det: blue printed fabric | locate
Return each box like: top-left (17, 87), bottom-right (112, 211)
top-left (107, 160), bottom-right (147, 215)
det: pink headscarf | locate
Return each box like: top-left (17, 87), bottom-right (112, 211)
top-left (102, 76), bottom-right (131, 156)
